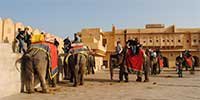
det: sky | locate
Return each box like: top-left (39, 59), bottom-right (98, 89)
top-left (0, 0), bottom-right (200, 39)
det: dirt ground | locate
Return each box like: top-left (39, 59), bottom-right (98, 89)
top-left (1, 69), bottom-right (200, 100)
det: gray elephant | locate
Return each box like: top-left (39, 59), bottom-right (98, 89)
top-left (68, 53), bottom-right (88, 87)
top-left (150, 54), bottom-right (160, 75)
top-left (87, 54), bottom-right (95, 74)
top-left (110, 47), bottom-right (150, 82)
top-left (16, 48), bottom-right (48, 93)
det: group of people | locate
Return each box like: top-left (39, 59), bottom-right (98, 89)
top-left (15, 28), bottom-right (60, 54)
top-left (15, 27), bottom-right (31, 53)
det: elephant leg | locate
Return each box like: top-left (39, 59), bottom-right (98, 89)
top-left (124, 73), bottom-right (129, 82)
top-left (144, 66), bottom-right (149, 82)
top-left (20, 69), bottom-right (25, 93)
top-left (73, 65), bottom-right (79, 87)
top-left (92, 66), bottom-right (95, 74)
top-left (110, 64), bottom-right (113, 80)
top-left (63, 65), bottom-right (68, 80)
top-left (70, 68), bottom-right (74, 83)
top-left (119, 66), bottom-right (123, 82)
top-left (26, 72), bottom-right (35, 94)
top-left (52, 76), bottom-right (57, 87)
top-left (136, 71), bottom-right (142, 82)
top-left (124, 65), bottom-right (129, 82)
top-left (80, 63), bottom-right (85, 85)
top-left (185, 65), bottom-right (188, 71)
top-left (36, 68), bottom-right (48, 93)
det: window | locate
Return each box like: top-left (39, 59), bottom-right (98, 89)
top-left (178, 40), bottom-right (181, 42)
top-left (103, 39), bottom-right (107, 47)
top-left (143, 41), bottom-right (146, 43)
top-left (171, 40), bottom-right (174, 42)
top-left (156, 40), bottom-right (159, 42)
top-left (187, 40), bottom-right (189, 43)
top-left (193, 40), bottom-right (197, 43)
top-left (163, 40), bottom-right (165, 42)
top-left (167, 40), bottom-right (170, 42)
top-left (149, 40), bottom-right (152, 43)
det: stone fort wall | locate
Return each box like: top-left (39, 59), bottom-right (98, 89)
top-left (0, 17), bottom-right (63, 53)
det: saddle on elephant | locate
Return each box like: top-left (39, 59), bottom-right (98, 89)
top-left (69, 43), bottom-right (88, 55)
top-left (126, 48), bottom-right (144, 71)
top-left (184, 56), bottom-right (193, 67)
top-left (30, 41), bottom-right (58, 79)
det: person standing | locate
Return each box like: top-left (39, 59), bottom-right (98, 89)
top-left (72, 33), bottom-right (81, 43)
top-left (63, 36), bottom-right (71, 53)
top-left (23, 27), bottom-right (31, 49)
top-left (115, 41), bottom-right (123, 62)
top-left (16, 28), bottom-right (25, 53)
top-left (54, 38), bottom-right (59, 48)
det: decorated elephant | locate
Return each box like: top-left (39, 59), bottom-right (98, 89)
top-left (15, 48), bottom-right (49, 93)
top-left (110, 44), bottom-right (150, 82)
top-left (15, 42), bottom-right (58, 93)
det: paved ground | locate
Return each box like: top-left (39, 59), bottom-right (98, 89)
top-left (1, 69), bottom-right (200, 100)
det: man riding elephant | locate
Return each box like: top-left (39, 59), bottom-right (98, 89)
top-left (110, 39), bottom-right (150, 82)
top-left (182, 50), bottom-right (195, 74)
top-left (126, 40), bottom-right (149, 82)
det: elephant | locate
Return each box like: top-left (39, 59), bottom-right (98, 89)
top-left (64, 52), bottom-right (88, 87)
top-left (87, 54), bottom-right (96, 74)
top-left (15, 48), bottom-right (49, 93)
top-left (110, 47), bottom-right (150, 82)
top-left (150, 55), bottom-right (160, 75)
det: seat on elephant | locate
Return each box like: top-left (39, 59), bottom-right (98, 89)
top-left (126, 48), bottom-right (144, 71)
top-left (69, 43), bottom-right (88, 54)
top-left (31, 41), bottom-right (58, 79)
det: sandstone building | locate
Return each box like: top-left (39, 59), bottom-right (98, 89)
top-left (78, 24), bottom-right (200, 68)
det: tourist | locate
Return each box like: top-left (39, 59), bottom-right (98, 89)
top-left (54, 38), bottom-right (59, 48)
top-left (23, 27), bottom-right (32, 49)
top-left (63, 36), bottom-right (71, 53)
top-left (16, 28), bottom-right (25, 53)
top-left (115, 41), bottom-right (123, 62)
top-left (72, 33), bottom-right (81, 43)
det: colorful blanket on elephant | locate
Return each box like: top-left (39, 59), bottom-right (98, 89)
top-left (184, 56), bottom-right (193, 67)
top-left (126, 48), bottom-right (144, 71)
top-left (69, 43), bottom-right (88, 54)
top-left (158, 57), bottom-right (164, 68)
top-left (31, 41), bottom-right (58, 79)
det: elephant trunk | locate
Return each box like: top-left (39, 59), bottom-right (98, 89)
top-left (15, 58), bottom-right (22, 72)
